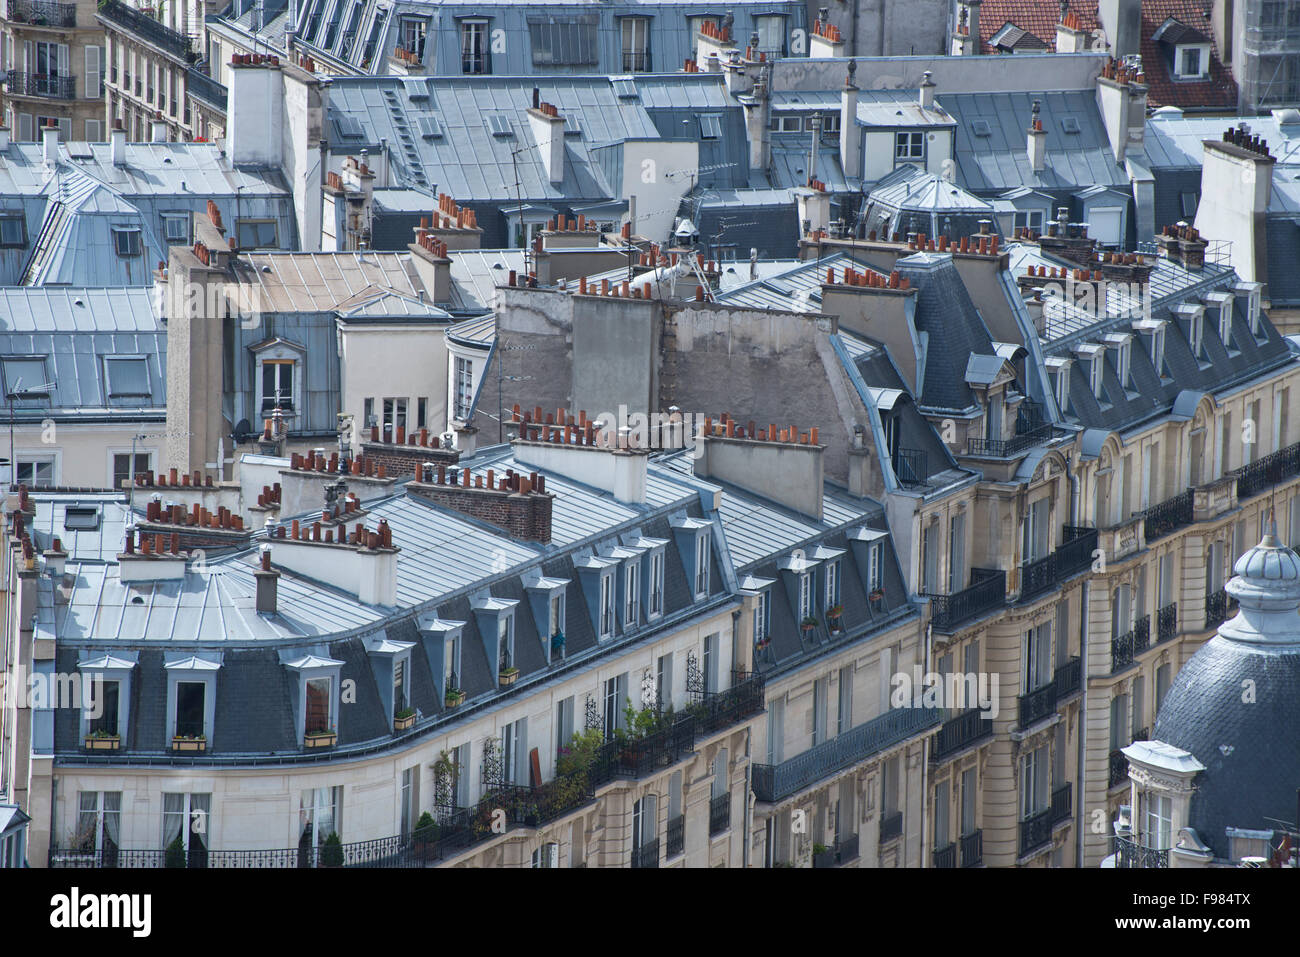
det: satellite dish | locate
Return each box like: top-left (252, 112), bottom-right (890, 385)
top-left (232, 418), bottom-right (254, 443)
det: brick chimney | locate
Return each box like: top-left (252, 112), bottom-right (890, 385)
top-left (407, 461), bottom-right (554, 543)
top-left (407, 224), bottom-right (453, 304)
top-left (695, 416), bottom-right (825, 520)
top-left (510, 406), bottom-right (649, 505)
top-left (809, 10), bottom-right (845, 58)
top-left (118, 530), bottom-right (190, 583)
top-left (1056, 7), bottom-right (1090, 53)
top-left (255, 544), bottom-right (279, 614)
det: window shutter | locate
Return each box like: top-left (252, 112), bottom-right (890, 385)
top-left (17, 112), bottom-right (31, 142)
top-left (57, 43), bottom-right (69, 76)
top-left (57, 117), bottom-right (70, 140)
top-left (24, 40), bottom-right (32, 75)
top-left (85, 45), bottom-right (100, 100)
top-left (85, 119), bottom-right (102, 141)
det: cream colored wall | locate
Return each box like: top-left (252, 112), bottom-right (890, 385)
top-left (6, 422), bottom-right (165, 489)
top-left (338, 322), bottom-right (450, 448)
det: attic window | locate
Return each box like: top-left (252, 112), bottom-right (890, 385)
top-left (417, 116), bottom-right (443, 139)
top-left (0, 215), bottom-right (25, 248)
top-left (64, 506), bottom-right (100, 531)
top-left (2, 357), bottom-right (50, 397)
top-left (486, 113), bottom-right (513, 137)
top-left (564, 116), bottom-right (583, 137)
top-left (970, 119), bottom-right (992, 137)
top-left (699, 113), bottom-right (722, 140)
top-left (1060, 116), bottom-right (1081, 134)
top-left (332, 115), bottom-right (364, 140)
top-left (612, 78), bottom-right (639, 100)
top-left (112, 228), bottom-right (142, 258)
top-left (105, 356), bottom-right (150, 397)
top-left (1180, 192), bottom-right (1198, 218)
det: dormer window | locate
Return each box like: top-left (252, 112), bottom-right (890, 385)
top-left (366, 634), bottom-right (415, 728)
top-left (694, 532), bottom-right (710, 598)
top-left (1153, 326), bottom-right (1166, 377)
top-left (648, 548), bottom-right (664, 618)
top-left (600, 572), bottom-right (615, 638)
top-left (624, 560), bottom-right (640, 626)
top-left (549, 592), bottom-right (565, 638)
top-left (1090, 356), bottom-right (1104, 398)
top-left (799, 572), bottom-right (813, 620)
top-left (445, 633), bottom-right (461, 691)
top-left (1177, 47), bottom-right (1204, 78)
top-left (78, 652), bottom-right (137, 748)
top-left (498, 614), bottom-right (514, 671)
top-left (165, 654), bottom-right (221, 748)
top-left (754, 587), bottom-right (771, 641)
top-left (112, 227), bottom-right (142, 258)
top-left (1117, 342), bottom-right (1131, 390)
top-left (1248, 288), bottom-right (1262, 337)
top-left (306, 677), bottom-right (333, 735)
top-left (824, 559), bottom-right (841, 610)
top-left (1190, 312), bottom-right (1204, 361)
top-left (282, 651), bottom-right (343, 746)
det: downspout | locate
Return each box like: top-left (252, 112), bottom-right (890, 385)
top-left (1077, 574), bottom-right (1089, 866)
top-left (744, 732), bottom-right (753, 868)
top-left (919, 618), bottom-right (932, 867)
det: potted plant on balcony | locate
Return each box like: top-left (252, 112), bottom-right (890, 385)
top-left (754, 635), bottom-right (771, 652)
top-left (800, 616), bottom-right (818, 633)
top-left (413, 811), bottom-right (437, 847)
top-left (444, 687), bottom-right (465, 708)
top-left (868, 587), bottom-right (885, 607)
top-left (171, 734), bottom-right (206, 752)
top-left (826, 604), bottom-right (845, 633)
top-left (551, 630), bottom-right (565, 656)
top-left (320, 832), bottom-right (344, 868)
top-left (812, 843), bottom-right (834, 868)
top-left (393, 706), bottom-right (416, 733)
top-left (498, 666), bottom-right (519, 688)
top-left (165, 834), bottom-right (186, 869)
top-left (85, 729), bottom-right (120, 751)
top-left (304, 726), bottom-right (336, 749)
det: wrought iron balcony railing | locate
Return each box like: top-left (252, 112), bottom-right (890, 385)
top-left (186, 67), bottom-right (226, 111)
top-left (1017, 681), bottom-right (1057, 729)
top-left (1054, 656), bottom-right (1082, 698)
top-left (1156, 602), bottom-right (1178, 643)
top-left (1050, 783), bottom-right (1072, 824)
top-left (5, 70), bottom-right (75, 99)
top-left (1018, 525), bottom-right (1098, 603)
top-left (666, 814), bottom-right (685, 858)
top-left (1019, 807), bottom-right (1053, 857)
top-left (892, 446), bottom-right (929, 488)
top-left (1108, 749), bottom-right (1129, 789)
top-left (925, 567), bottom-right (1006, 632)
top-left (960, 829), bottom-right (983, 866)
top-left (709, 792), bottom-right (730, 836)
top-left (833, 834), bottom-right (859, 865)
top-left (631, 838), bottom-right (659, 869)
top-left (588, 712), bottom-right (697, 786)
top-left (752, 707), bottom-right (940, 803)
top-left (933, 841), bottom-right (957, 868)
top-left (879, 810), bottom-right (903, 843)
top-left (97, 0), bottom-right (198, 64)
top-left (8, 0), bottom-right (76, 26)
top-left (1235, 440), bottom-right (1300, 500)
top-left (1110, 615), bottom-right (1151, 672)
top-left (689, 672), bottom-right (766, 736)
top-left (1142, 489), bottom-right (1193, 542)
top-left (1205, 588), bottom-right (1237, 629)
top-left (1113, 835), bottom-right (1169, 868)
top-left (931, 708), bottom-right (993, 761)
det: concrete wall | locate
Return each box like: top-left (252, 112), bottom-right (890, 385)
top-left (619, 139), bottom-right (699, 246)
top-left (772, 52), bottom-right (1107, 94)
top-left (819, 0), bottom-right (949, 57)
top-left (1193, 141), bottom-right (1273, 289)
top-left (337, 321), bottom-right (452, 450)
top-left (697, 434), bottom-right (825, 519)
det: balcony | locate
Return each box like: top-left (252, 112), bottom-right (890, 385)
top-left (752, 706), bottom-right (940, 803)
top-left (933, 841), bottom-right (957, 868)
top-left (187, 67), bottom-right (227, 112)
top-left (589, 713), bottom-right (697, 786)
top-left (833, 834), bottom-right (859, 865)
top-left (708, 792), bottom-right (730, 836)
top-left (8, 0), bottom-right (76, 27)
top-left (97, 0), bottom-right (198, 64)
top-left (1108, 749), bottom-right (1129, 789)
top-left (960, 829), bottom-right (983, 866)
top-left (689, 672), bottom-right (766, 736)
top-left (630, 838), bottom-right (659, 869)
top-left (1019, 525), bottom-right (1098, 602)
top-left (5, 70), bottom-right (75, 99)
top-left (1110, 615), bottom-right (1151, 672)
top-left (1054, 656), bottom-right (1082, 698)
top-left (1204, 588), bottom-right (1237, 630)
top-left (1018, 807), bottom-right (1053, 857)
top-left (1235, 440), bottom-right (1300, 500)
top-left (666, 814), bottom-right (685, 858)
top-left (892, 446), bottom-right (929, 488)
top-left (1142, 489), bottom-right (1193, 543)
top-left (925, 568), bottom-right (1006, 633)
top-left (879, 810), bottom-right (903, 843)
top-left (1050, 783), bottom-right (1072, 824)
top-left (1156, 602), bottom-right (1178, 643)
top-left (1113, 835), bottom-right (1169, 868)
top-left (967, 400), bottom-right (1057, 459)
top-left (1017, 681), bottom-right (1057, 730)
top-left (931, 708), bottom-right (993, 761)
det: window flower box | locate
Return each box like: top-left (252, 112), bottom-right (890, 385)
top-left (171, 735), bottom-right (206, 752)
top-left (85, 733), bottom-right (120, 751)
top-left (869, 589), bottom-right (885, 602)
top-left (304, 730), bottom-right (336, 749)
top-left (393, 708), bottom-right (416, 733)
top-left (499, 667), bottom-right (519, 688)
top-left (444, 688), bottom-right (465, 708)
top-left (800, 616), bottom-right (818, 633)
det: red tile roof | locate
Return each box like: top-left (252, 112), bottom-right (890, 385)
top-left (974, 1), bottom-right (1101, 54)
top-left (1137, 0), bottom-right (1238, 110)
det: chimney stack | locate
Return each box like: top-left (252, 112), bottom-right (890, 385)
top-left (919, 70), bottom-right (936, 110)
top-left (111, 119), bottom-right (126, 166)
top-left (150, 116), bottom-right (169, 143)
top-left (255, 544), bottom-right (279, 614)
top-left (1027, 100), bottom-right (1048, 172)
top-left (42, 121), bottom-right (59, 167)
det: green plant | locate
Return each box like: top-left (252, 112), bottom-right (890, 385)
top-left (499, 666), bottom-right (519, 676)
top-left (165, 834), bottom-right (186, 868)
top-left (812, 843), bottom-right (829, 855)
top-left (551, 630), bottom-right (565, 652)
top-left (320, 831), bottom-right (344, 867)
top-left (88, 728), bottom-right (118, 739)
top-left (801, 616), bottom-right (818, 628)
top-left (395, 706), bottom-right (416, 720)
top-left (556, 728), bottom-right (605, 777)
top-left (827, 604), bottom-right (844, 619)
top-left (413, 811), bottom-right (436, 845)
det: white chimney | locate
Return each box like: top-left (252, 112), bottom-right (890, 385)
top-left (840, 64), bottom-right (861, 179)
top-left (151, 118), bottom-right (169, 143)
top-left (227, 55), bottom-right (285, 167)
top-left (111, 119), bottom-right (126, 166)
top-left (42, 123), bottom-right (59, 166)
top-left (0, 126), bottom-right (10, 151)
top-left (919, 70), bottom-right (936, 110)
top-left (526, 92), bottom-right (566, 185)
top-left (1027, 100), bottom-right (1048, 172)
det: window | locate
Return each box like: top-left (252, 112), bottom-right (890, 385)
top-left (753, 589), bottom-right (770, 641)
top-left (1023, 497), bottom-right (1049, 563)
top-left (620, 17), bottom-right (651, 72)
top-left (1020, 745), bottom-right (1049, 816)
top-left (1023, 623), bottom-right (1052, 692)
top-left (444, 633), bottom-right (461, 691)
top-left (305, 676), bottom-right (333, 735)
top-left (0, 216), bottom-right (25, 247)
top-left (548, 592), bottom-right (565, 639)
top-left (104, 356), bottom-right (150, 398)
top-left (64, 506), bottom-right (100, 531)
top-left (498, 614), bottom-right (514, 671)
top-left (416, 397), bottom-right (427, 429)
top-left (825, 560), bottom-right (841, 610)
top-left (698, 113), bottom-right (722, 139)
top-left (837, 666), bottom-right (853, 734)
top-left (77, 792), bottom-right (121, 856)
top-left (382, 397), bottom-right (407, 437)
top-left (3, 357), bottom-right (50, 397)
top-left (624, 561), bottom-right (639, 626)
top-left (532, 843), bottom-right (559, 867)
top-left (1013, 210), bottom-right (1044, 233)
top-left (393, 658), bottom-right (407, 717)
top-left (649, 550), bottom-right (664, 617)
top-left (1090, 355), bottom-right (1104, 397)
top-left (237, 219), bottom-right (277, 249)
top-left (895, 131), bottom-right (925, 161)
top-left (88, 680), bottom-right (120, 736)
top-left (656, 653), bottom-right (673, 709)
top-left (454, 357), bottom-right (474, 419)
top-left (867, 542), bottom-right (883, 593)
top-left (555, 697), bottom-right (574, 762)
top-left (1143, 792), bottom-right (1172, 850)
top-left (798, 572), bottom-right (813, 620)
top-left (934, 780), bottom-right (950, 848)
top-left (299, 787), bottom-right (341, 850)
top-left (400, 766), bottom-right (416, 838)
top-left (754, 14), bottom-right (786, 54)
top-left (16, 457), bottom-right (55, 488)
top-left (703, 633), bottom-right (718, 694)
top-left (174, 682), bottom-right (205, 738)
top-left (603, 673), bottom-right (627, 739)
top-left (921, 522), bottom-right (938, 593)
top-left (694, 533), bottom-right (710, 597)
top-left (1156, 663), bottom-right (1171, 711)
top-left (161, 213), bottom-right (189, 243)
top-left (1218, 303), bottom-right (1234, 350)
top-left (960, 768), bottom-right (977, 835)
top-left (162, 793), bottom-right (210, 865)
top-left (528, 14), bottom-right (598, 66)
top-left (261, 360), bottom-right (293, 412)
top-left (1055, 365), bottom-right (1071, 413)
top-left (820, 112), bottom-right (841, 135)
top-left (769, 114), bottom-right (802, 133)
top-left (599, 573), bottom-right (615, 638)
top-left (1190, 312), bottom-right (1205, 360)
top-left (1180, 191), bottom-right (1199, 219)
top-left (1117, 342), bottom-right (1131, 390)
top-left (112, 228), bottom-right (142, 257)
top-left (460, 19), bottom-right (490, 74)
top-left (1178, 47), bottom-right (1203, 78)
top-left (501, 718), bottom-right (525, 784)
top-left (881, 755), bottom-right (900, 815)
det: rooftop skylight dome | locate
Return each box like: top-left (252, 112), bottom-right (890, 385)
top-left (1218, 515), bottom-right (1300, 647)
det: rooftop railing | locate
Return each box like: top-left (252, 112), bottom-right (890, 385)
top-left (97, 0), bottom-right (198, 63)
top-left (8, 0), bottom-right (76, 27)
